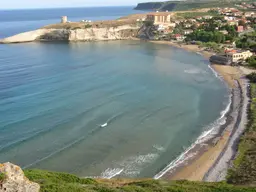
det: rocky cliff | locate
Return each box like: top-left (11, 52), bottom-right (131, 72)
top-left (0, 25), bottom-right (140, 44)
top-left (134, 2), bottom-right (163, 10)
top-left (0, 163), bottom-right (40, 192)
top-left (134, 1), bottom-right (179, 11)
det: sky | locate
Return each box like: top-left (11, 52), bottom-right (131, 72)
top-left (1, 0), bottom-right (162, 9)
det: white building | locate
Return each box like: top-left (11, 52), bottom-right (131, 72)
top-left (225, 50), bottom-right (253, 62)
top-left (183, 29), bottom-right (193, 35)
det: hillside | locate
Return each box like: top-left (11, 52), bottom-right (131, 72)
top-left (227, 74), bottom-right (256, 186)
top-left (134, 1), bottom-right (178, 11)
top-left (23, 169), bottom-right (256, 192)
top-left (134, 0), bottom-right (255, 11)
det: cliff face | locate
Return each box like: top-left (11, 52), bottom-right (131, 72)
top-left (0, 162), bottom-right (40, 192)
top-left (134, 2), bottom-right (163, 10)
top-left (0, 25), bottom-right (140, 44)
top-left (134, 1), bottom-right (178, 11)
top-left (68, 25), bottom-right (139, 41)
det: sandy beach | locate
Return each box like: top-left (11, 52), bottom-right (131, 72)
top-left (150, 40), bottom-right (250, 182)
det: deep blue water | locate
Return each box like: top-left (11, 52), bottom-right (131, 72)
top-left (0, 6), bottom-right (143, 38)
top-left (0, 7), bottom-right (229, 178)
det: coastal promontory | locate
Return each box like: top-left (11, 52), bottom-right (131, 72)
top-left (0, 18), bottom-right (144, 44)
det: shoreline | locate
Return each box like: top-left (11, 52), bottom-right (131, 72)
top-left (149, 40), bottom-right (248, 182)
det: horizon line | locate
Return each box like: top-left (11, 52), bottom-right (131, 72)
top-left (0, 5), bottom-right (136, 11)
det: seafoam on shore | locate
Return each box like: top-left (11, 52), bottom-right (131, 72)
top-left (154, 90), bottom-right (232, 179)
top-left (148, 40), bottom-right (248, 181)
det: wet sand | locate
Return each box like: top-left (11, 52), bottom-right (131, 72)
top-left (149, 40), bottom-right (249, 182)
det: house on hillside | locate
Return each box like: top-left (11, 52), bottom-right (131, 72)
top-left (227, 20), bottom-right (238, 26)
top-left (237, 25), bottom-right (244, 33)
top-left (203, 15), bottom-right (213, 20)
top-left (184, 23), bottom-right (192, 28)
top-left (219, 30), bottom-right (228, 35)
top-left (244, 12), bottom-right (255, 17)
top-left (196, 16), bottom-right (203, 20)
top-left (183, 29), bottom-right (193, 35)
top-left (173, 34), bottom-right (185, 41)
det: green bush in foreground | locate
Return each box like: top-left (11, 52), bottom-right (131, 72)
top-left (0, 172), bottom-right (5, 182)
top-left (24, 169), bottom-right (256, 192)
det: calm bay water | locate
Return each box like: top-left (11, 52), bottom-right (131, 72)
top-left (0, 7), bottom-right (229, 178)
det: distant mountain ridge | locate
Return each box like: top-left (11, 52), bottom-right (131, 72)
top-left (134, 0), bottom-right (253, 11)
top-left (134, 1), bottom-right (179, 11)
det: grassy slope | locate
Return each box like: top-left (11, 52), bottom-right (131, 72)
top-left (24, 169), bottom-right (256, 192)
top-left (227, 81), bottom-right (256, 186)
top-left (135, 0), bottom-right (255, 11)
top-left (172, 1), bottom-right (237, 11)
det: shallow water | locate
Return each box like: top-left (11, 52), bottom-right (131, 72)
top-left (0, 41), bottom-right (229, 178)
top-left (0, 7), bottom-right (229, 178)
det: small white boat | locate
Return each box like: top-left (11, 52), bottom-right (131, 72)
top-left (100, 123), bottom-right (108, 128)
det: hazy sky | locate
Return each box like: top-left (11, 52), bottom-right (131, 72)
top-left (2, 0), bottom-right (162, 9)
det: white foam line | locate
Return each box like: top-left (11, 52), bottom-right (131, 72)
top-left (107, 169), bottom-right (123, 179)
top-left (101, 168), bottom-right (124, 179)
top-left (22, 135), bottom-right (85, 169)
top-left (207, 65), bottom-right (223, 81)
top-left (154, 92), bottom-right (232, 179)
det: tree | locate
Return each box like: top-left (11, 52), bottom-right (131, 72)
top-left (247, 56), bottom-right (256, 68)
top-left (246, 72), bottom-right (256, 82)
top-left (238, 20), bottom-right (246, 27)
top-left (186, 30), bottom-right (226, 43)
top-left (143, 20), bottom-right (154, 27)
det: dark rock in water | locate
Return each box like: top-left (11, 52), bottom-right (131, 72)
top-left (0, 162), bottom-right (40, 192)
top-left (209, 55), bottom-right (231, 65)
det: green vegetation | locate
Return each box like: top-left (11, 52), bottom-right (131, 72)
top-left (246, 73), bottom-right (256, 83)
top-left (85, 24), bottom-right (92, 28)
top-left (173, 1), bottom-right (237, 11)
top-left (134, 2), bottom-right (165, 10)
top-left (24, 169), bottom-right (256, 192)
top-left (227, 78), bottom-right (256, 185)
top-left (0, 172), bottom-right (5, 182)
top-left (186, 30), bottom-right (227, 43)
top-left (236, 32), bottom-right (256, 50)
top-left (176, 11), bottom-right (218, 19)
top-left (143, 20), bottom-right (154, 27)
top-left (247, 56), bottom-right (256, 68)
top-left (196, 41), bottom-right (224, 53)
top-left (25, 169), bottom-right (97, 192)
top-left (135, 0), bottom-right (255, 11)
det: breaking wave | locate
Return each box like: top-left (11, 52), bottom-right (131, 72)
top-left (154, 93), bottom-right (232, 179)
top-left (184, 68), bottom-right (207, 74)
top-left (101, 153), bottom-right (159, 179)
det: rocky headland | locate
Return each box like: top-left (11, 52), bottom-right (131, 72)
top-left (0, 19), bottom-right (143, 44)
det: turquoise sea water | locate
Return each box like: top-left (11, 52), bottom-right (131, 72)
top-left (0, 7), bottom-right (229, 178)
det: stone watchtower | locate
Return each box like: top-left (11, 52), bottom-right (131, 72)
top-left (61, 16), bottom-right (68, 23)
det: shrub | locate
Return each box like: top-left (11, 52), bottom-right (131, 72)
top-left (0, 172), bottom-right (6, 182)
top-left (246, 73), bottom-right (256, 83)
top-left (85, 24), bottom-right (92, 28)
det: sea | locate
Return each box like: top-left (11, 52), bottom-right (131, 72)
top-left (0, 6), bottom-right (230, 178)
